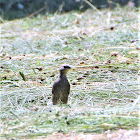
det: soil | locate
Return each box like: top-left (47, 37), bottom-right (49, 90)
top-left (27, 129), bottom-right (138, 140)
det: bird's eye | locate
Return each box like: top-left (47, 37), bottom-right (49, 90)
top-left (64, 66), bottom-right (70, 69)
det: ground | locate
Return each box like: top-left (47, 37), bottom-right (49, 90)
top-left (0, 4), bottom-right (139, 140)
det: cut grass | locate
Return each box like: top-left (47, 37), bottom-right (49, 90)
top-left (0, 5), bottom-right (139, 139)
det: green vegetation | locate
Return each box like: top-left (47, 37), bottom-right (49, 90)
top-left (0, 5), bottom-right (139, 139)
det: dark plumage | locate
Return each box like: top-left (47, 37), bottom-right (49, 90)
top-left (52, 64), bottom-right (71, 105)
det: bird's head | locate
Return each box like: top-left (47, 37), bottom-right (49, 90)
top-left (59, 64), bottom-right (72, 75)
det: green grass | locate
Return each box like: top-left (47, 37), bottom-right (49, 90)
top-left (0, 5), bottom-right (139, 139)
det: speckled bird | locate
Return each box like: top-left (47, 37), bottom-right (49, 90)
top-left (52, 64), bottom-right (71, 105)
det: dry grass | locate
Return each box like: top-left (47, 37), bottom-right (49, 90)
top-left (0, 4), bottom-right (139, 139)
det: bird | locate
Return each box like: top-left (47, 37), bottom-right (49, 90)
top-left (52, 64), bottom-right (72, 105)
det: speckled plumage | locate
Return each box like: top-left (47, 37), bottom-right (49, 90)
top-left (52, 64), bottom-right (71, 105)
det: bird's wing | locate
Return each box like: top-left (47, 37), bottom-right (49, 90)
top-left (52, 79), bottom-right (60, 94)
top-left (68, 83), bottom-right (70, 95)
top-left (52, 86), bottom-right (54, 94)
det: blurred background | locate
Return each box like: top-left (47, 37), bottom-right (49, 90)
top-left (0, 0), bottom-right (139, 20)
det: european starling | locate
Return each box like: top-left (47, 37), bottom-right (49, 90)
top-left (52, 64), bottom-right (71, 105)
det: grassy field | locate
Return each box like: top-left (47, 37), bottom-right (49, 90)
top-left (0, 5), bottom-right (139, 139)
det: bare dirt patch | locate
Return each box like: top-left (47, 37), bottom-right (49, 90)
top-left (27, 129), bottom-right (139, 140)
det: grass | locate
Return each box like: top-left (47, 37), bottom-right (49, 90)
top-left (0, 5), bottom-right (139, 139)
